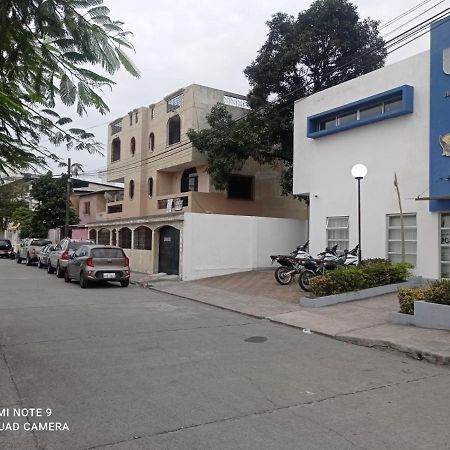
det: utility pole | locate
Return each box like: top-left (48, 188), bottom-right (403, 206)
top-left (64, 158), bottom-right (71, 238)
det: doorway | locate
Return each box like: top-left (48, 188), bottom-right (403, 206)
top-left (158, 226), bottom-right (180, 275)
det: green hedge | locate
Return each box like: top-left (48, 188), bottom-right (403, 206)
top-left (398, 279), bottom-right (450, 315)
top-left (309, 260), bottom-right (412, 297)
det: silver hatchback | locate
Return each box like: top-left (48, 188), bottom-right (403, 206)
top-left (64, 245), bottom-right (130, 288)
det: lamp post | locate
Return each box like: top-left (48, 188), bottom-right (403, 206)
top-left (351, 164), bottom-right (368, 265)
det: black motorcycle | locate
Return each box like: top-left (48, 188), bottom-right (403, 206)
top-left (270, 241), bottom-right (310, 285)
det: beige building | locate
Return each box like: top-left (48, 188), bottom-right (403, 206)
top-left (88, 84), bottom-right (307, 276)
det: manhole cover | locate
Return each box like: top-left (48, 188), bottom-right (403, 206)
top-left (244, 336), bottom-right (268, 343)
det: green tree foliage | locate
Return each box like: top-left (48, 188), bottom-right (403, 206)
top-left (29, 172), bottom-right (78, 237)
top-left (188, 0), bottom-right (386, 195)
top-left (0, 0), bottom-right (139, 174)
top-left (11, 206), bottom-right (33, 238)
top-left (0, 182), bottom-right (28, 230)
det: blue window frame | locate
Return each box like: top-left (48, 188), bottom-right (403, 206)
top-left (307, 85), bottom-right (414, 139)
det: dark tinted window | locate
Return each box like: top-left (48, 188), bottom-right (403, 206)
top-left (30, 239), bottom-right (52, 246)
top-left (69, 241), bottom-right (93, 250)
top-left (228, 175), bottom-right (254, 200)
top-left (0, 240), bottom-right (11, 246)
top-left (91, 248), bottom-right (125, 258)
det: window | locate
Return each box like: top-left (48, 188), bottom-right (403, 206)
top-left (149, 133), bottom-right (155, 151)
top-left (89, 229), bottom-right (97, 242)
top-left (167, 115), bottom-right (181, 145)
top-left (83, 202), bottom-right (91, 215)
top-left (111, 138), bottom-right (121, 162)
top-left (130, 137), bottom-right (136, 156)
top-left (166, 93), bottom-right (184, 112)
top-left (118, 227), bottom-right (132, 249)
top-left (308, 85), bottom-right (414, 139)
top-left (129, 180), bottom-right (135, 199)
top-left (441, 214), bottom-right (450, 278)
top-left (150, 107), bottom-right (155, 120)
top-left (181, 168), bottom-right (198, 193)
top-left (326, 217), bottom-right (349, 253)
top-left (110, 119), bottom-right (122, 135)
top-left (129, 112), bottom-right (132, 126)
top-left (111, 229), bottom-right (117, 246)
top-left (133, 226), bottom-right (152, 250)
top-left (148, 177), bottom-right (154, 197)
top-left (91, 248), bottom-right (125, 258)
top-left (134, 110), bottom-right (138, 123)
top-left (228, 175), bottom-right (254, 200)
top-left (108, 204), bottom-right (122, 213)
top-left (97, 228), bottom-right (110, 246)
top-left (387, 214), bottom-right (417, 265)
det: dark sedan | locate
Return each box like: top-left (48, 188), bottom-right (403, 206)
top-left (0, 239), bottom-right (14, 259)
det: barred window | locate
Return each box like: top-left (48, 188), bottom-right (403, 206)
top-left (167, 93), bottom-right (183, 112)
top-left (326, 217), bottom-right (349, 253)
top-left (98, 228), bottom-right (110, 246)
top-left (119, 227), bottom-right (132, 249)
top-left (133, 226), bottom-right (152, 250)
top-left (387, 214), bottom-right (417, 265)
top-left (89, 229), bottom-right (97, 242)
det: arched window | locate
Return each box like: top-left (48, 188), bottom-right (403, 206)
top-left (181, 168), bottom-right (198, 193)
top-left (133, 226), bottom-right (152, 250)
top-left (98, 228), bottom-right (110, 245)
top-left (119, 227), bottom-right (132, 249)
top-left (167, 115), bottom-right (181, 145)
top-left (148, 177), bottom-right (154, 197)
top-left (129, 180), bottom-right (135, 199)
top-left (111, 137), bottom-right (121, 162)
top-left (89, 229), bottom-right (97, 243)
top-left (149, 133), bottom-right (155, 151)
top-left (111, 229), bottom-right (117, 246)
top-left (130, 137), bottom-right (136, 156)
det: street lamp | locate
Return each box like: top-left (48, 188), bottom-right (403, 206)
top-left (351, 164), bottom-right (368, 265)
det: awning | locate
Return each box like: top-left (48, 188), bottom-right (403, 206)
top-left (415, 195), bottom-right (450, 201)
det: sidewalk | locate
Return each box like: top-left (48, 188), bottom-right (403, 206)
top-left (131, 270), bottom-right (450, 365)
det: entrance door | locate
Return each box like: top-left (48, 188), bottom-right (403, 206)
top-left (158, 226), bottom-right (180, 275)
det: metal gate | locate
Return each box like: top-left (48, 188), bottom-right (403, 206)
top-left (158, 226), bottom-right (180, 275)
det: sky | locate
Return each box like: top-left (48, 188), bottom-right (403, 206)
top-left (47, 0), bottom-right (449, 180)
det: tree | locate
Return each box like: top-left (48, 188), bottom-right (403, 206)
top-left (11, 206), bottom-right (33, 238)
top-left (29, 172), bottom-right (78, 237)
top-left (0, 0), bottom-right (139, 175)
top-left (0, 181), bottom-right (28, 231)
top-left (188, 0), bottom-right (386, 195)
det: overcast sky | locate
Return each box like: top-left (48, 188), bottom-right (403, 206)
top-left (49, 0), bottom-right (448, 179)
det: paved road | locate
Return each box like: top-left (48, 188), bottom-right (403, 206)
top-left (0, 258), bottom-right (449, 450)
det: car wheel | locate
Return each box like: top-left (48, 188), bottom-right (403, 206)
top-left (80, 272), bottom-right (88, 289)
top-left (64, 270), bottom-right (71, 283)
top-left (26, 254), bottom-right (32, 266)
top-left (56, 263), bottom-right (64, 278)
top-left (37, 258), bottom-right (42, 269)
top-left (47, 263), bottom-right (54, 274)
top-left (16, 255), bottom-right (22, 264)
top-left (120, 280), bottom-right (130, 288)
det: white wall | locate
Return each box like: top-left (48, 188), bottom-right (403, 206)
top-left (182, 213), bottom-right (308, 281)
top-left (293, 51), bottom-right (440, 279)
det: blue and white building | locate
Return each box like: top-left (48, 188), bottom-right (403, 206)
top-left (293, 18), bottom-right (450, 279)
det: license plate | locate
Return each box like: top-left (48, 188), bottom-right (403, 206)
top-left (103, 273), bottom-right (115, 279)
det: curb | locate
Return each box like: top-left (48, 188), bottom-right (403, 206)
top-left (135, 282), bottom-right (449, 366)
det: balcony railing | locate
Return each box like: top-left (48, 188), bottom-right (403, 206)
top-left (110, 119), bottom-right (122, 135)
top-left (105, 191), bottom-right (124, 203)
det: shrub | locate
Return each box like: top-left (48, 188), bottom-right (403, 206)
top-left (398, 287), bottom-right (428, 315)
top-left (309, 261), bottom-right (412, 297)
top-left (426, 279), bottom-right (450, 306)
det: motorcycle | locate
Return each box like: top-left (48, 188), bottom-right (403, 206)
top-left (270, 241), bottom-right (311, 285)
top-left (298, 245), bottom-right (359, 292)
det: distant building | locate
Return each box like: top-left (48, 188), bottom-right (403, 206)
top-left (87, 84), bottom-right (308, 277)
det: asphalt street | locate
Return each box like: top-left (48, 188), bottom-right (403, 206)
top-left (0, 258), bottom-right (449, 450)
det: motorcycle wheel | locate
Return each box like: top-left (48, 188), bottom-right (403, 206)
top-left (299, 270), bottom-right (315, 292)
top-left (275, 267), bottom-right (293, 285)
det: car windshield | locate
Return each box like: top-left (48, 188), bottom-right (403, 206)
top-left (69, 241), bottom-right (93, 250)
top-left (30, 239), bottom-right (52, 246)
top-left (91, 248), bottom-right (125, 258)
top-left (0, 240), bottom-right (11, 246)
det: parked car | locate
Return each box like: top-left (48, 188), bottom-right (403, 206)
top-left (64, 245), bottom-right (130, 288)
top-left (37, 244), bottom-right (54, 268)
top-left (0, 239), bottom-right (14, 259)
top-left (48, 238), bottom-right (95, 278)
top-left (17, 238), bottom-right (53, 265)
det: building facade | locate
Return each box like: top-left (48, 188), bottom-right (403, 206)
top-left (293, 19), bottom-right (450, 280)
top-left (88, 84), bottom-right (308, 276)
